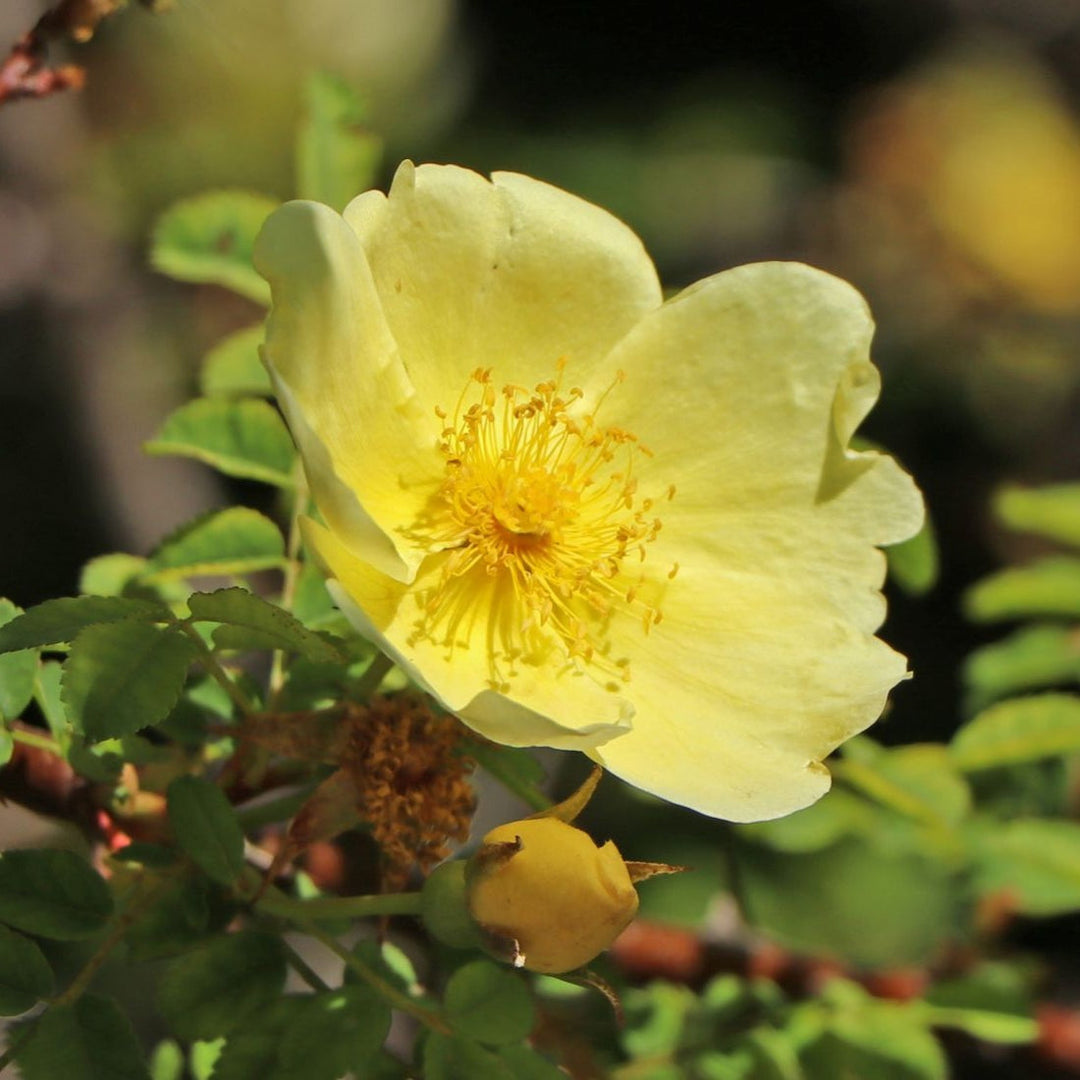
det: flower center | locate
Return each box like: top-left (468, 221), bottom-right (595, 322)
top-left (413, 363), bottom-right (674, 688)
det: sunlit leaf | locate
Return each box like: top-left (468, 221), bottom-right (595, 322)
top-left (296, 72), bottom-right (382, 211)
top-left (62, 622), bottom-right (198, 741)
top-left (0, 599), bottom-right (37, 720)
top-left (150, 190), bottom-right (278, 304)
top-left (79, 554), bottom-right (150, 598)
top-left (146, 398), bottom-right (296, 487)
top-left (834, 742), bottom-right (971, 828)
top-left (965, 556), bottom-right (1080, 621)
top-left (200, 324), bottom-right (272, 398)
top-left (187, 587), bottom-right (343, 663)
top-left (885, 514), bottom-right (939, 596)
top-left (964, 624), bottom-right (1080, 712)
top-left (996, 483), bottom-right (1080, 548)
top-left (144, 508), bottom-right (286, 582)
top-left (0, 595), bottom-right (168, 653)
top-left (971, 817), bottom-right (1080, 915)
top-left (952, 693), bottom-right (1080, 771)
top-left (917, 1004), bottom-right (1037, 1045)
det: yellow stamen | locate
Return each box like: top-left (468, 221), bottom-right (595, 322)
top-left (412, 364), bottom-right (670, 682)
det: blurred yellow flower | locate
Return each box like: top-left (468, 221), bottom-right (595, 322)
top-left (851, 48), bottom-right (1080, 315)
top-left (254, 161), bottom-right (923, 820)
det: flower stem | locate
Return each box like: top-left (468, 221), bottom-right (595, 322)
top-left (254, 881), bottom-right (447, 1032)
top-left (10, 727), bottom-right (62, 755)
top-left (52, 871), bottom-right (169, 1008)
top-left (281, 938), bottom-right (331, 992)
top-left (255, 886), bottom-right (424, 921)
top-left (174, 619), bottom-right (258, 718)
top-left (351, 651), bottom-right (394, 701)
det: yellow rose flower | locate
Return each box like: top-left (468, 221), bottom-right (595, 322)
top-left (254, 161), bottom-right (923, 821)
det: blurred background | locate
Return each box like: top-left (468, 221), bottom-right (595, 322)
top-left (6, 0), bottom-right (1080, 747)
top-left (4, 0), bottom-right (1080, 1074)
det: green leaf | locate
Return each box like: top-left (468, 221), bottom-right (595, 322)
top-left (0, 596), bottom-right (168, 653)
top-left (35, 660), bottom-right (69, 741)
top-left (0, 728), bottom-right (11, 766)
top-left (0, 848), bottom-right (112, 940)
top-left (924, 961), bottom-right (1033, 1017)
top-left (737, 836), bottom-right (964, 968)
top-left (0, 599), bottom-right (38, 719)
top-left (187, 587), bottom-right (343, 664)
top-left (835, 743), bottom-right (971, 828)
top-left (156, 930), bottom-right (287, 1041)
top-left (885, 514), bottom-right (939, 596)
top-left (149, 1039), bottom-right (185, 1080)
top-left (145, 505), bottom-right (285, 583)
top-left (444, 960), bottom-right (535, 1046)
top-left (189, 1039), bottom-right (224, 1080)
top-left (146, 398), bottom-right (296, 487)
top-left (623, 982), bottom-right (695, 1058)
top-left (16, 994), bottom-right (150, 1079)
top-left (739, 787), bottom-right (870, 854)
top-left (296, 72), bottom-right (382, 211)
top-left (125, 874), bottom-right (231, 962)
top-left (423, 1033), bottom-right (515, 1080)
top-left (964, 624), bottom-right (1080, 712)
top-left (971, 817), bottom-right (1080, 915)
top-left (62, 622), bottom-right (197, 741)
top-left (167, 776), bottom-right (245, 886)
top-left (918, 1005), bottom-right (1037, 1044)
top-left (150, 190), bottom-right (278, 304)
top-left (144, 508), bottom-right (286, 582)
top-left (466, 741), bottom-right (549, 812)
top-left (495, 1045), bottom-right (568, 1080)
top-left (0, 925), bottom-right (54, 1015)
top-left (804, 982), bottom-right (947, 1080)
top-left (277, 986), bottom-right (392, 1077)
top-left (79, 554), bottom-right (150, 598)
top-left (965, 556), bottom-right (1080, 621)
top-left (952, 693), bottom-right (1080, 771)
top-left (996, 483), bottom-right (1080, 547)
top-left (200, 324), bottom-right (272, 398)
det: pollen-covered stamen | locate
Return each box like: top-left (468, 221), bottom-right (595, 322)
top-left (415, 363), bottom-right (668, 677)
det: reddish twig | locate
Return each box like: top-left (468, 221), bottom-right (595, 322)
top-left (0, 0), bottom-right (124, 106)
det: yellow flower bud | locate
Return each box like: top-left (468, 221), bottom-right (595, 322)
top-left (466, 816), bottom-right (639, 975)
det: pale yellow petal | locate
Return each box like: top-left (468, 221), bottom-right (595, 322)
top-left (342, 161), bottom-right (662, 409)
top-left (302, 517), bottom-right (634, 751)
top-left (581, 262), bottom-right (921, 819)
top-left (592, 565), bottom-right (909, 820)
top-left (591, 261), bottom-right (922, 545)
top-left (254, 200), bottom-right (443, 581)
